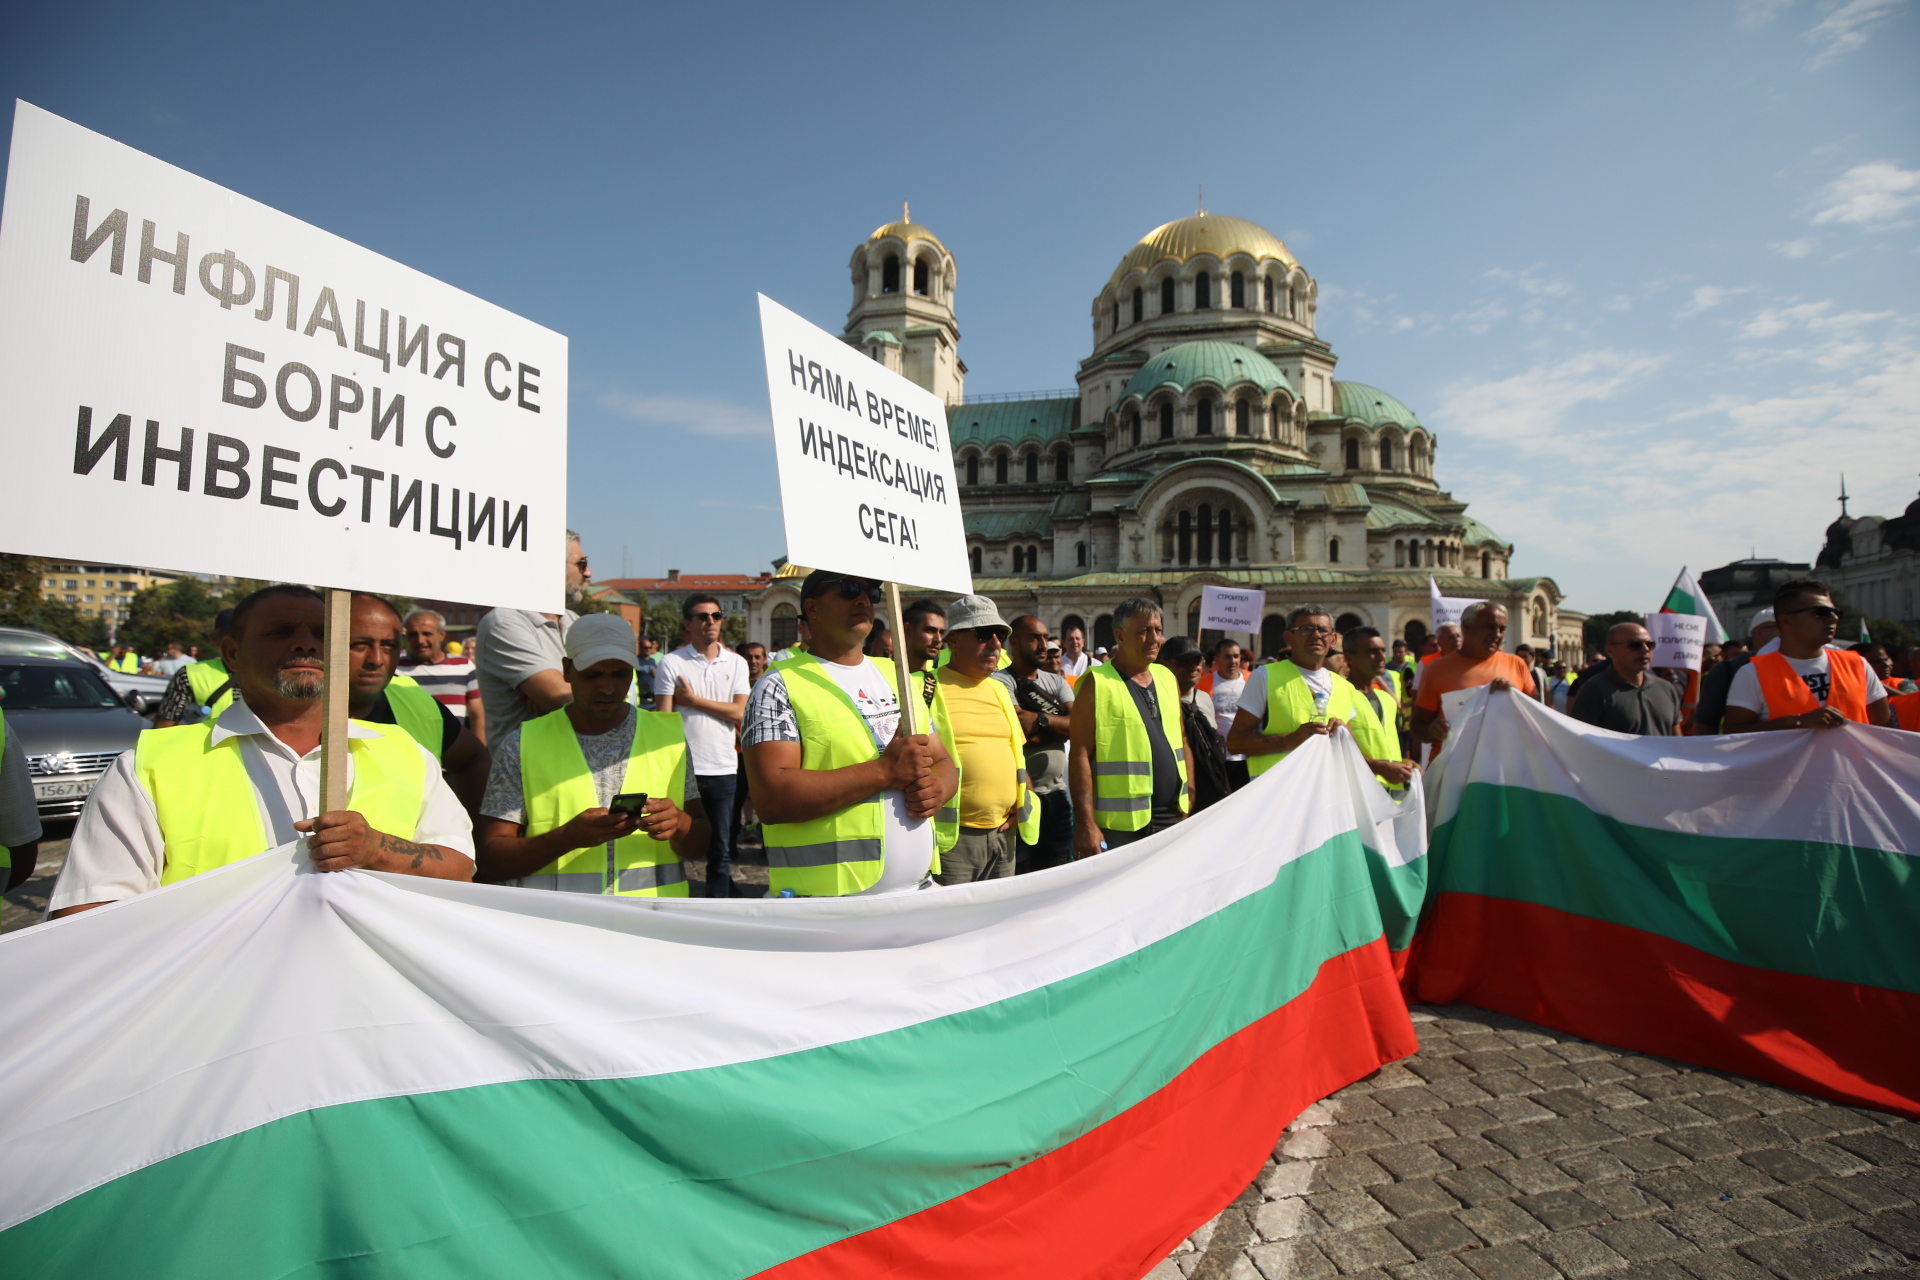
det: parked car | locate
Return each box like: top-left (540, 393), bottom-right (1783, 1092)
top-left (0, 656), bottom-right (147, 820)
top-left (0, 626), bottom-right (170, 714)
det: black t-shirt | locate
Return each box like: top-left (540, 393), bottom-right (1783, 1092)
top-left (1120, 673), bottom-right (1183, 814)
top-left (366, 688), bottom-right (461, 757)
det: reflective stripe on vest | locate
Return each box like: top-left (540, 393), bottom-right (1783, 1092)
top-left (185, 659), bottom-right (235, 717)
top-left (385, 675), bottom-right (446, 763)
top-left (1348, 680), bottom-right (1404, 791)
top-left (1248, 662), bottom-right (1360, 779)
top-left (1751, 650), bottom-right (1872, 724)
top-left (929, 672), bottom-right (1040, 851)
top-left (762, 654), bottom-right (912, 897)
top-left (519, 706), bottom-right (689, 897)
top-left (135, 720), bottom-right (425, 885)
top-left (1892, 691), bottom-right (1920, 732)
top-left (1087, 661), bottom-right (1188, 832)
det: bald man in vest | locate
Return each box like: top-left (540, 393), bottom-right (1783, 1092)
top-left (1722, 580), bottom-right (1892, 733)
top-left (49, 585), bottom-right (475, 917)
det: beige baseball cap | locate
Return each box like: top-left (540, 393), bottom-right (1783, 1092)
top-left (565, 612), bottom-right (639, 671)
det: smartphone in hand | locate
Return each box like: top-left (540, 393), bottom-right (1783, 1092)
top-left (608, 792), bottom-right (649, 817)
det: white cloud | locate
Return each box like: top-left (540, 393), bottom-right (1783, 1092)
top-left (598, 391), bottom-right (766, 438)
top-left (1431, 350), bottom-right (1666, 446)
top-left (1811, 161), bottom-right (1920, 226)
top-left (1739, 0), bottom-right (1795, 25)
top-left (1772, 238), bottom-right (1818, 258)
top-left (1738, 299), bottom-right (1894, 342)
top-left (1805, 0), bottom-right (1910, 66)
top-left (1679, 285), bottom-right (1751, 317)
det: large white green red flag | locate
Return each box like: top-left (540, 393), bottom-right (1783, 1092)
top-left (1658, 565), bottom-right (1726, 643)
top-left (0, 736), bottom-right (1416, 1279)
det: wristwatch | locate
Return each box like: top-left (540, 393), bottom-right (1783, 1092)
top-left (1037, 713), bottom-right (1049, 734)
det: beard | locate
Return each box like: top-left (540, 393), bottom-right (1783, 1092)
top-left (273, 657), bottom-right (324, 700)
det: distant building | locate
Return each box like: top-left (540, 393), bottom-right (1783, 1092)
top-left (1699, 558), bottom-right (1813, 638)
top-left (593, 570), bottom-right (777, 645)
top-left (1814, 484), bottom-right (1920, 628)
top-left (37, 562), bottom-right (186, 628)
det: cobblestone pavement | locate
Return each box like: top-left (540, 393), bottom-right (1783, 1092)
top-left (1154, 1004), bottom-right (1919, 1280)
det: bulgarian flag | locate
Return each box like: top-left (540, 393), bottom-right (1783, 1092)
top-left (0, 738), bottom-right (1415, 1279)
top-left (1414, 687), bottom-right (1920, 1118)
top-left (1659, 565), bottom-right (1727, 643)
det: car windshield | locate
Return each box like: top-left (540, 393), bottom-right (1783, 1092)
top-left (0, 662), bottom-right (124, 709)
top-left (0, 632), bottom-right (76, 660)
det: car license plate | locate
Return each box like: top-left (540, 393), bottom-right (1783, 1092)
top-left (34, 777), bottom-right (96, 801)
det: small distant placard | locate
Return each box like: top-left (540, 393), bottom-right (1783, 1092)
top-left (1646, 612), bottom-right (1706, 671)
top-left (1199, 584), bottom-right (1265, 633)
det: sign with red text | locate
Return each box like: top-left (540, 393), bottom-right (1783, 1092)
top-left (0, 102), bottom-right (567, 611)
top-left (758, 294), bottom-right (970, 594)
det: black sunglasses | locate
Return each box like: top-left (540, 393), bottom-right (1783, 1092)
top-left (689, 610), bottom-right (723, 622)
top-left (1782, 605), bottom-right (1842, 622)
top-left (816, 577), bottom-right (879, 603)
top-left (1613, 639), bottom-right (1657, 652)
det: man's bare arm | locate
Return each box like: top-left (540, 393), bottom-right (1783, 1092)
top-left (518, 669), bottom-right (572, 715)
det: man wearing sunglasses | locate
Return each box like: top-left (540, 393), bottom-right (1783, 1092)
top-left (1571, 621), bottom-right (1683, 735)
top-left (1723, 580), bottom-right (1891, 731)
top-left (744, 570), bottom-right (958, 896)
top-left (656, 594), bottom-right (752, 896)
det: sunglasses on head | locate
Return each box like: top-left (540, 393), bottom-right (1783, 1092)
top-left (1783, 605), bottom-right (1842, 621)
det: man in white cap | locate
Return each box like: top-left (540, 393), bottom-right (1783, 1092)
top-left (935, 595), bottom-right (1039, 883)
top-left (474, 612), bottom-right (708, 895)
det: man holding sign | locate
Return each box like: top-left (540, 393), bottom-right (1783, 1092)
top-left (50, 586), bottom-right (476, 916)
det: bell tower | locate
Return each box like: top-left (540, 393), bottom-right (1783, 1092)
top-left (844, 204), bottom-right (965, 404)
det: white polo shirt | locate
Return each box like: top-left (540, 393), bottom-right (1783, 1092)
top-left (653, 643), bottom-right (751, 776)
top-left (49, 699), bottom-right (475, 911)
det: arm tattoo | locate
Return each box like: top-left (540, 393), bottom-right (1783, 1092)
top-left (377, 833), bottom-right (445, 869)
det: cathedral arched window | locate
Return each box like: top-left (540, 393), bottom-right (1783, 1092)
top-left (1380, 438), bottom-right (1395, 470)
top-left (1328, 537), bottom-right (1341, 564)
top-left (1129, 414), bottom-right (1141, 447)
top-left (1263, 278), bottom-right (1274, 312)
top-left (1482, 552), bottom-right (1491, 579)
top-left (970, 546), bottom-right (983, 574)
top-left (966, 455), bottom-right (979, 486)
top-left (1158, 402), bottom-right (1173, 439)
top-left (1219, 507), bottom-right (1233, 561)
top-left (1235, 399), bottom-right (1250, 436)
top-left (1195, 272), bottom-right (1211, 309)
top-left (994, 453), bottom-right (1008, 485)
top-left (1132, 287), bottom-right (1143, 324)
top-left (1178, 511), bottom-right (1192, 565)
top-left (1344, 437), bottom-right (1361, 471)
top-left (913, 258), bottom-right (929, 296)
top-left (1395, 540), bottom-right (1406, 568)
top-left (1010, 546), bottom-right (1022, 574)
top-left (1230, 272), bottom-right (1245, 309)
top-left (1198, 503), bottom-right (1214, 563)
top-left (1054, 449), bottom-right (1070, 482)
top-left (1161, 277), bottom-right (1175, 315)
top-left (1076, 542), bottom-right (1087, 567)
top-left (1188, 599), bottom-right (1201, 641)
top-left (1111, 300), bottom-right (1118, 333)
top-left (882, 255), bottom-right (900, 294)
top-left (1196, 398), bottom-right (1213, 436)
top-left (771, 604), bottom-right (798, 651)
top-left (1024, 452), bottom-right (1038, 484)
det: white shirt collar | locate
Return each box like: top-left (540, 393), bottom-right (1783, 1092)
top-left (208, 697), bottom-right (383, 748)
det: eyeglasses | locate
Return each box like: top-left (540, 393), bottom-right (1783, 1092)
top-left (1290, 625), bottom-right (1334, 637)
top-left (571, 558), bottom-right (589, 572)
top-left (1782, 605), bottom-right (1842, 622)
top-left (689, 611), bottom-right (723, 622)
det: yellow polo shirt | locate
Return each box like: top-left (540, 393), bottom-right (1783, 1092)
top-left (936, 666), bottom-right (1019, 829)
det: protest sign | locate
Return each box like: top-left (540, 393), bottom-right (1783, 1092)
top-left (1645, 611), bottom-right (1706, 670)
top-left (0, 102), bottom-right (567, 613)
top-left (757, 294), bottom-right (970, 595)
top-left (1199, 584), bottom-right (1264, 633)
top-left (1429, 576), bottom-right (1484, 630)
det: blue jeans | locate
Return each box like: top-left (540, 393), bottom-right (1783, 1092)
top-left (695, 772), bottom-right (738, 898)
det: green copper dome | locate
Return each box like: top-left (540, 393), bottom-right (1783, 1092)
top-left (1332, 381), bottom-right (1421, 428)
top-left (1120, 341), bottom-right (1293, 401)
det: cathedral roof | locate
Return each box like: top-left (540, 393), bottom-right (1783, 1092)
top-left (964, 510), bottom-right (1052, 540)
top-left (1108, 214), bottom-right (1299, 287)
top-left (947, 395), bottom-right (1078, 450)
top-left (1120, 341), bottom-right (1294, 402)
top-left (867, 221), bottom-right (946, 252)
top-left (1331, 382), bottom-right (1422, 429)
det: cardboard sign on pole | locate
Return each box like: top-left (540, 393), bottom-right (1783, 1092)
top-left (1646, 612), bottom-right (1707, 671)
top-left (1429, 576), bottom-right (1485, 631)
top-left (1199, 584), bottom-right (1265, 634)
top-left (0, 102), bottom-right (568, 614)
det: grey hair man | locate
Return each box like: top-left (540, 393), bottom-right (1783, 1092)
top-left (399, 607), bottom-right (486, 743)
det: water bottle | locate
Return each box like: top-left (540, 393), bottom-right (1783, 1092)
top-left (778, 888), bottom-right (795, 898)
top-left (1312, 688), bottom-right (1330, 723)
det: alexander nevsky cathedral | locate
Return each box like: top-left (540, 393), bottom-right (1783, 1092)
top-left (752, 210), bottom-right (1581, 662)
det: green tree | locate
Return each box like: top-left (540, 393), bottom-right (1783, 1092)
top-left (722, 615), bottom-right (748, 648)
top-left (1830, 589), bottom-right (1917, 652)
top-left (0, 555), bottom-right (99, 647)
top-left (119, 576), bottom-right (221, 657)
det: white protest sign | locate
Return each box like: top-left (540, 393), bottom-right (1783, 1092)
top-left (1645, 612), bottom-right (1706, 671)
top-left (1429, 576), bottom-right (1484, 630)
top-left (0, 102), bottom-right (567, 612)
top-left (757, 294), bottom-right (970, 594)
top-left (1200, 584), bottom-right (1265, 633)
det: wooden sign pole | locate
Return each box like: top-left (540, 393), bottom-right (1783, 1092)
top-left (884, 581), bottom-right (919, 734)
top-left (316, 587), bottom-right (353, 815)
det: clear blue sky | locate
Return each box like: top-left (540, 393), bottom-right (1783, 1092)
top-left (4, 1), bottom-right (1915, 613)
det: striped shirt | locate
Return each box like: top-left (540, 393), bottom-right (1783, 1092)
top-left (396, 657), bottom-right (478, 720)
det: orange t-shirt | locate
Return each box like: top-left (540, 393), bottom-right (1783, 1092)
top-left (1414, 651), bottom-right (1537, 712)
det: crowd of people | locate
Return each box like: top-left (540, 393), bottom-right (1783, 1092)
top-left (16, 533), bottom-right (1912, 914)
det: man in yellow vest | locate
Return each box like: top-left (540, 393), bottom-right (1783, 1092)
top-left (744, 569), bottom-right (958, 896)
top-left (932, 595), bottom-right (1040, 884)
top-left (1341, 626), bottom-right (1419, 790)
top-left (50, 586), bottom-right (475, 917)
top-left (345, 593), bottom-right (492, 814)
top-left (1068, 596), bottom-right (1190, 857)
top-left (154, 608), bottom-right (238, 727)
top-left (1228, 606), bottom-right (1412, 787)
top-left (1, 704), bottom-right (44, 893)
top-left (105, 644), bottom-right (139, 674)
top-left (474, 614), bottom-right (708, 896)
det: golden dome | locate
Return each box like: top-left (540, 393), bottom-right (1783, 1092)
top-left (1108, 214), bottom-right (1298, 287)
top-left (868, 221), bottom-right (947, 253)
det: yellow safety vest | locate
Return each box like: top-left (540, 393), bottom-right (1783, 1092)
top-left (518, 706), bottom-right (689, 896)
top-left (761, 653), bottom-right (940, 897)
top-left (185, 659), bottom-right (235, 719)
top-left (1347, 677), bottom-right (1405, 791)
top-left (384, 675), bottom-right (446, 763)
top-left (1247, 661), bottom-right (1361, 779)
top-left (929, 671), bottom-right (1040, 852)
top-left (1087, 660), bottom-right (1188, 832)
top-left (108, 653), bottom-right (139, 673)
top-left (134, 719), bottom-right (426, 885)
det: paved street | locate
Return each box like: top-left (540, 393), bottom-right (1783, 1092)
top-left (1154, 1005), bottom-right (1918, 1280)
